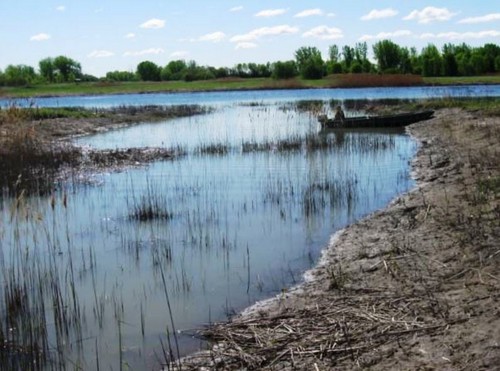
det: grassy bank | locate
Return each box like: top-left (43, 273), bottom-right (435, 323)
top-left (1, 74), bottom-right (499, 99)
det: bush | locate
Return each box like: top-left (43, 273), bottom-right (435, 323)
top-left (350, 62), bottom-right (363, 74)
top-left (327, 62), bottom-right (343, 74)
top-left (272, 61), bottom-right (298, 79)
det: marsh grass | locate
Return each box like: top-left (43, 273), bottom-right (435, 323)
top-left (0, 128), bottom-right (81, 195)
top-left (127, 181), bottom-right (172, 221)
top-left (0, 191), bottom-right (88, 369)
top-left (195, 143), bottom-right (230, 156)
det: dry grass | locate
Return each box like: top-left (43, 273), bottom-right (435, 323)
top-left (331, 74), bottom-right (424, 88)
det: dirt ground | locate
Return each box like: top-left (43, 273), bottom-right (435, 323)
top-left (174, 108), bottom-right (500, 370)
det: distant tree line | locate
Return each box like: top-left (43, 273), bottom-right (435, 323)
top-left (0, 41), bottom-right (499, 87)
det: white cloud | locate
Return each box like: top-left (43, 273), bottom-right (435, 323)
top-left (255, 9), bottom-right (287, 17)
top-left (125, 33), bottom-right (136, 39)
top-left (88, 50), bottom-right (114, 58)
top-left (361, 8), bottom-right (398, 21)
top-left (170, 51), bottom-right (188, 58)
top-left (230, 25), bottom-right (299, 42)
top-left (123, 48), bottom-right (165, 57)
top-left (326, 13), bottom-right (336, 18)
top-left (419, 30), bottom-right (500, 40)
top-left (294, 9), bottom-right (323, 18)
top-left (140, 18), bottom-right (165, 29)
top-left (359, 30), bottom-right (412, 41)
top-left (302, 26), bottom-right (343, 40)
top-left (458, 13), bottom-right (500, 24)
top-left (403, 7), bottom-right (456, 24)
top-left (30, 33), bottom-right (51, 41)
top-left (199, 31), bottom-right (226, 43)
top-left (230, 6), bottom-right (243, 12)
top-left (235, 42), bottom-right (258, 50)
top-left (56, 5), bottom-right (65, 12)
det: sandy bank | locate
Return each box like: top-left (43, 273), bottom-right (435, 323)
top-left (175, 108), bottom-right (500, 370)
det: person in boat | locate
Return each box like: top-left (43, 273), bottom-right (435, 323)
top-left (334, 105), bottom-right (345, 121)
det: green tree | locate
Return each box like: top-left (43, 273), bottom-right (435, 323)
top-left (328, 45), bottom-right (340, 63)
top-left (350, 62), bottom-right (362, 73)
top-left (234, 63), bottom-right (249, 78)
top-left (354, 42), bottom-right (367, 63)
top-left (495, 56), bottom-right (500, 72)
top-left (161, 60), bottom-right (187, 80)
top-left (470, 50), bottom-right (487, 75)
top-left (136, 61), bottom-right (161, 81)
top-left (373, 40), bottom-right (402, 73)
top-left (354, 42), bottom-right (372, 72)
top-left (271, 60), bottom-right (298, 79)
top-left (4, 64), bottom-right (36, 86)
top-left (53, 55), bottom-right (82, 82)
top-left (341, 45), bottom-right (355, 71)
top-left (421, 44), bottom-right (442, 77)
top-left (39, 57), bottom-right (55, 82)
top-left (399, 47), bottom-right (413, 74)
top-left (183, 61), bottom-right (215, 81)
top-left (295, 46), bottom-right (324, 79)
top-left (106, 70), bottom-right (138, 81)
top-left (442, 44), bottom-right (458, 76)
top-left (214, 67), bottom-right (229, 78)
top-left (247, 63), bottom-right (271, 78)
top-left (481, 43), bottom-right (500, 73)
top-left (326, 44), bottom-right (343, 74)
top-left (455, 44), bottom-right (473, 76)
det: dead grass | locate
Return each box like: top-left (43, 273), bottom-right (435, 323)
top-left (331, 74), bottom-right (424, 88)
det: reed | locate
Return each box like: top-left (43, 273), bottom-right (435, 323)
top-left (127, 180), bottom-right (173, 221)
top-left (335, 73), bottom-right (424, 87)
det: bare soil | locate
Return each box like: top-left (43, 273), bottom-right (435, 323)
top-left (175, 108), bottom-right (500, 370)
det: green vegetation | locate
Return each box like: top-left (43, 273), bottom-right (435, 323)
top-left (1, 74), bottom-right (499, 99)
top-left (0, 41), bottom-right (498, 93)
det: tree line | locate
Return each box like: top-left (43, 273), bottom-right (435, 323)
top-left (1, 40), bottom-right (499, 87)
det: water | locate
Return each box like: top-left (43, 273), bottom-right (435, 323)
top-left (1, 87), bottom-right (491, 369)
top-left (2, 84), bottom-right (500, 108)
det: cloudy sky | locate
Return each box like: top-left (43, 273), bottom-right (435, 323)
top-left (1, 1), bottom-right (499, 77)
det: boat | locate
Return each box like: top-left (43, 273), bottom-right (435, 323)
top-left (318, 110), bottom-right (434, 129)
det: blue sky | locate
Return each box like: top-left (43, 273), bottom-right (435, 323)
top-left (1, 1), bottom-right (499, 77)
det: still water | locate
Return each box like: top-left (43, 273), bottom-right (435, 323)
top-left (2, 87), bottom-right (491, 369)
top-left (2, 84), bottom-right (500, 109)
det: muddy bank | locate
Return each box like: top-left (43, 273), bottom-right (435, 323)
top-left (175, 108), bottom-right (500, 370)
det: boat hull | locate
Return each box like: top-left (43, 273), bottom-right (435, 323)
top-left (319, 110), bottom-right (434, 129)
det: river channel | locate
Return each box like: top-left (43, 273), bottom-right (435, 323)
top-left (1, 86), bottom-right (498, 370)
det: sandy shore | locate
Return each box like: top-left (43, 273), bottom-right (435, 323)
top-left (175, 108), bottom-right (500, 370)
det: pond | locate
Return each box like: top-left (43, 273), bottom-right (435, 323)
top-left (2, 84), bottom-right (500, 109)
top-left (1, 86), bottom-right (498, 370)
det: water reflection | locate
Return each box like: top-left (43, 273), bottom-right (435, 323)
top-left (0, 101), bottom-right (418, 370)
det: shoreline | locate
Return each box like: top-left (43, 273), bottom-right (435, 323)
top-left (176, 108), bottom-right (500, 370)
top-left (2, 80), bottom-right (499, 100)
